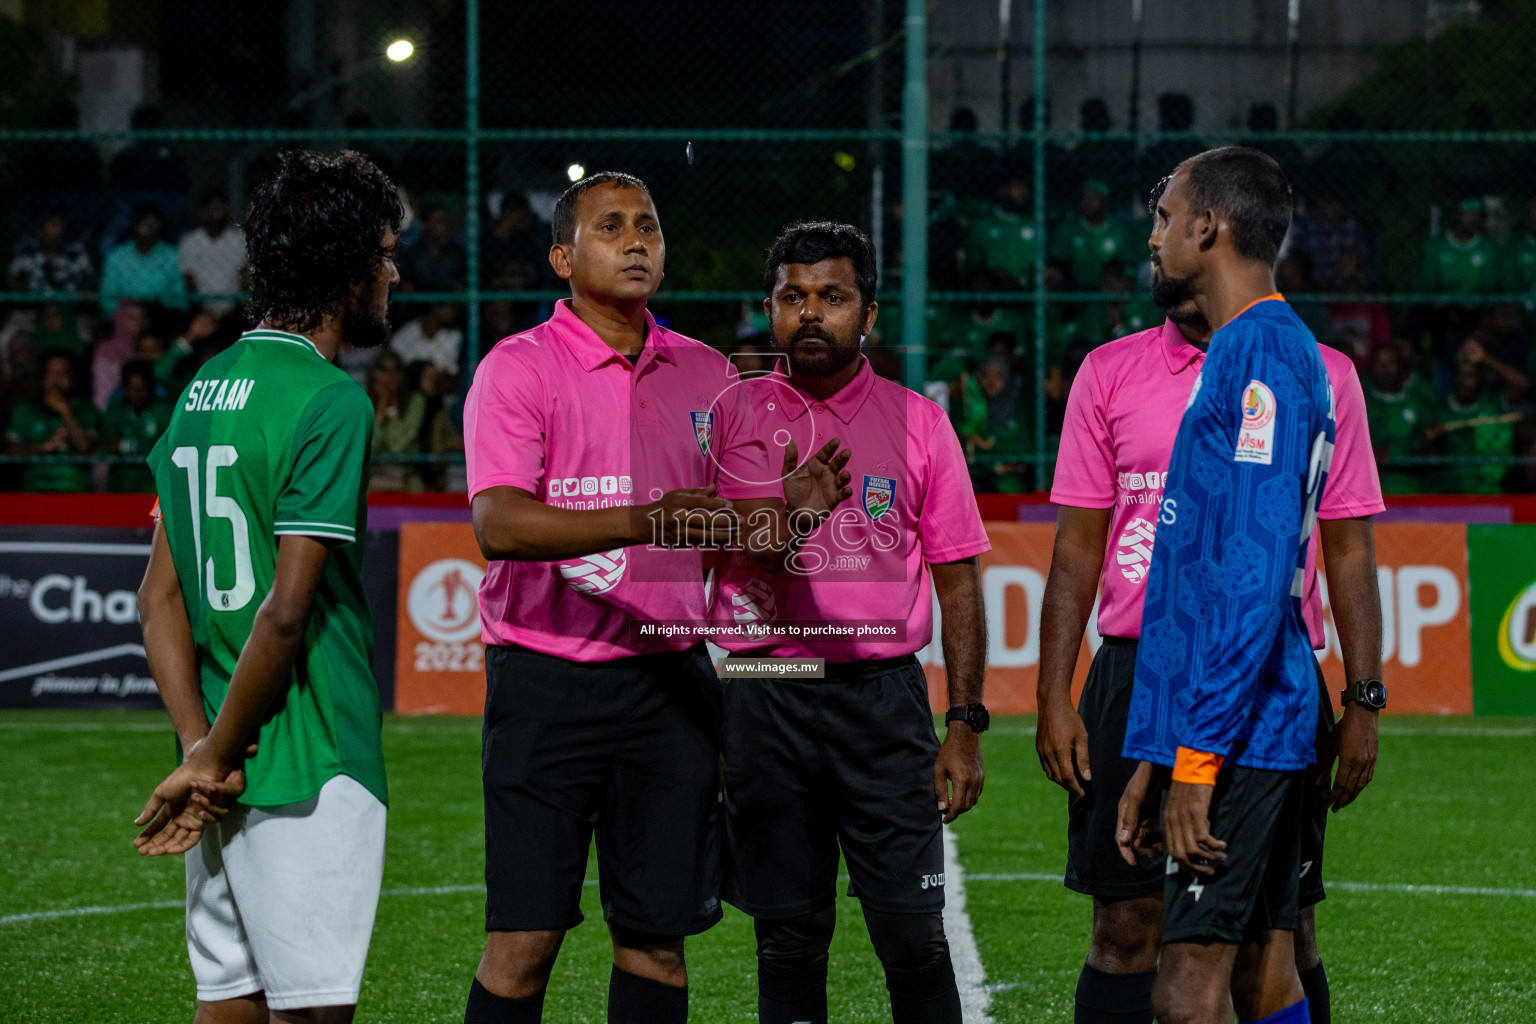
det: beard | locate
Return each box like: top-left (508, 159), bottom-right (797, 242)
top-left (772, 323), bottom-right (861, 379)
top-left (1150, 264), bottom-right (1196, 315)
top-left (342, 291), bottom-right (393, 351)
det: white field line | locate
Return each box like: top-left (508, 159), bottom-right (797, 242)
top-left (5, 869), bottom-right (1534, 929)
top-left (943, 826), bottom-right (995, 1024)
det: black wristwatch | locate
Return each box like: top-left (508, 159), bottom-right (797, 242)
top-left (1340, 679), bottom-right (1388, 712)
top-left (945, 703), bottom-right (990, 734)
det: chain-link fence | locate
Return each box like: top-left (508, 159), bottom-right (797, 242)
top-left (1, 0), bottom-right (1533, 497)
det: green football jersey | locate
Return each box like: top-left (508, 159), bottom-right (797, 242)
top-left (148, 328), bottom-right (385, 808)
top-left (103, 398), bottom-right (171, 493)
top-left (1511, 234), bottom-right (1536, 290)
top-left (1364, 375), bottom-right (1436, 494)
top-left (1049, 216), bottom-right (1134, 290)
top-left (966, 208), bottom-right (1040, 284)
top-left (1420, 233), bottom-right (1507, 295)
top-left (1432, 394), bottom-right (1512, 495)
top-left (5, 397), bottom-right (100, 492)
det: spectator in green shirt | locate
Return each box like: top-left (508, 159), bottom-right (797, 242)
top-left (958, 356), bottom-right (1030, 493)
top-left (1049, 179), bottom-right (1132, 289)
top-left (1509, 196), bottom-right (1536, 290)
top-left (927, 269), bottom-right (1029, 381)
top-left (101, 359), bottom-right (171, 493)
top-left (5, 350), bottom-right (100, 492)
top-left (1420, 198), bottom-right (1510, 296)
top-left (1076, 261), bottom-right (1159, 346)
top-left (1426, 358), bottom-right (1516, 494)
top-left (964, 168), bottom-right (1040, 286)
top-left (98, 203), bottom-right (187, 314)
top-left (367, 348), bottom-right (426, 492)
top-left (1363, 344), bottom-right (1437, 494)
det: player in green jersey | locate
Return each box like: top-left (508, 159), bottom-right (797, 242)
top-left (133, 149), bottom-right (401, 1024)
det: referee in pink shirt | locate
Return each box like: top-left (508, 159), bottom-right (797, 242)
top-left (461, 173), bottom-right (795, 1024)
top-left (1036, 256), bottom-right (1386, 1022)
top-left (710, 222), bottom-right (991, 1024)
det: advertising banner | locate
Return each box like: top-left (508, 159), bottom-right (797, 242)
top-left (389, 520), bottom-right (1475, 717)
top-left (1314, 523), bottom-right (1472, 714)
top-left (920, 523), bottom-right (1094, 715)
top-left (0, 527), bottom-right (158, 709)
top-left (924, 522), bottom-right (1474, 716)
top-left (395, 522), bottom-right (488, 715)
top-left (1467, 525), bottom-right (1536, 715)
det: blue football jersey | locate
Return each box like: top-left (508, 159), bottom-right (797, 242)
top-left (1123, 297), bottom-right (1336, 772)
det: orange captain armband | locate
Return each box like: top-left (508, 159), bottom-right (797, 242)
top-left (150, 499), bottom-right (162, 523)
top-left (1172, 747), bottom-right (1225, 786)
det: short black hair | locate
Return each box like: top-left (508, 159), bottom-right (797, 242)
top-left (763, 221), bottom-right (878, 308)
top-left (121, 359), bottom-right (155, 388)
top-left (199, 187), bottom-right (230, 207)
top-left (245, 149), bottom-right (402, 334)
top-left (551, 172), bottom-right (650, 246)
top-left (1178, 146), bottom-right (1293, 266)
top-left (130, 201), bottom-right (162, 228)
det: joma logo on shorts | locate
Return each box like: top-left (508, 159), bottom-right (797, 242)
top-left (920, 873), bottom-right (945, 890)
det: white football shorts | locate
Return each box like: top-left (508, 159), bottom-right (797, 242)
top-left (184, 773), bottom-right (386, 1011)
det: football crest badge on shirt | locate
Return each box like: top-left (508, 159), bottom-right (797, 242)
top-left (1235, 379), bottom-right (1277, 465)
top-left (689, 411), bottom-right (714, 457)
top-left (862, 474), bottom-right (896, 521)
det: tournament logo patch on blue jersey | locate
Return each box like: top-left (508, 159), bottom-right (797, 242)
top-left (862, 474), bottom-right (896, 521)
top-left (689, 411), bottom-right (714, 457)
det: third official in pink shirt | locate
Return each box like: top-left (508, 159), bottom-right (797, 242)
top-left (711, 222), bottom-right (989, 1024)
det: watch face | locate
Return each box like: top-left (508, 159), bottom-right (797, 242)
top-left (1365, 680), bottom-right (1388, 708)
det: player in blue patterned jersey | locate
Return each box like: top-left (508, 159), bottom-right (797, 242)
top-left (1115, 148), bottom-right (1333, 1024)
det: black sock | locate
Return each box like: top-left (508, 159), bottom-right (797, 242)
top-left (465, 976), bottom-right (545, 1024)
top-left (608, 965), bottom-right (688, 1024)
top-left (1299, 961), bottom-right (1330, 1024)
top-left (883, 956), bottom-right (961, 1024)
top-left (759, 957), bottom-right (828, 1024)
top-left (1074, 963), bottom-right (1156, 1023)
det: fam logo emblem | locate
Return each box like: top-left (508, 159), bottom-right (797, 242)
top-left (690, 411), bottom-right (714, 457)
top-left (863, 474), bottom-right (896, 522)
top-left (407, 558), bottom-right (485, 643)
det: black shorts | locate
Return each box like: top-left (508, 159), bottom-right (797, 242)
top-left (481, 642), bottom-right (723, 936)
top-left (1064, 637), bottom-right (1165, 901)
top-left (1300, 659), bottom-right (1335, 909)
top-left (722, 654), bottom-right (945, 918)
top-left (1162, 765), bottom-right (1306, 945)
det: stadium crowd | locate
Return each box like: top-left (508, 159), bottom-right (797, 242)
top-left (867, 93), bottom-right (1536, 496)
top-left (4, 98), bottom-right (1536, 496)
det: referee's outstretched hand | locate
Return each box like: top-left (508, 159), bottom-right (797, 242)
top-left (647, 485), bottom-right (742, 547)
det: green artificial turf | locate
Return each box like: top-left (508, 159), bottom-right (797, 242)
top-left (1, 711), bottom-right (1533, 1021)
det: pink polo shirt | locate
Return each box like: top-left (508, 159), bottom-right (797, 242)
top-left (464, 300), bottom-right (777, 661)
top-left (1051, 317), bottom-right (1384, 647)
top-left (709, 358), bottom-right (991, 662)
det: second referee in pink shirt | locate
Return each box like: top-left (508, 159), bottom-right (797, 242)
top-left (710, 222), bottom-right (992, 1024)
